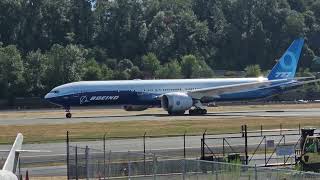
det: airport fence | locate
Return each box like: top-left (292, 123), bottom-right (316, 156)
top-left (64, 123), bottom-right (305, 160)
top-left (201, 125), bottom-right (306, 167)
top-left (64, 124), bottom-right (307, 167)
top-left (8, 124), bottom-right (319, 179)
top-left (67, 148), bottom-right (320, 180)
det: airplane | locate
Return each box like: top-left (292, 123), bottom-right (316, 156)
top-left (0, 133), bottom-right (23, 180)
top-left (45, 38), bottom-right (318, 118)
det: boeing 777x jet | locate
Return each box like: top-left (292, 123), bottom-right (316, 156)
top-left (45, 38), bottom-right (317, 118)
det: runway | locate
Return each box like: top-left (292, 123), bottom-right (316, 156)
top-left (1, 107), bottom-right (320, 125)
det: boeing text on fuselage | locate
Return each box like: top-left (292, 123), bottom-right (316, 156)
top-left (90, 95), bottom-right (119, 101)
top-left (45, 38), bottom-right (318, 118)
top-left (80, 95), bottom-right (119, 105)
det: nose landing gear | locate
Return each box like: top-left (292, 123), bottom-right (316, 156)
top-left (66, 112), bottom-right (72, 118)
top-left (65, 107), bottom-right (72, 118)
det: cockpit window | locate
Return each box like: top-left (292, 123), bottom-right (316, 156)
top-left (51, 90), bottom-right (60, 93)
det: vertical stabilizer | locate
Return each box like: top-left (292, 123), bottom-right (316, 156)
top-left (267, 38), bottom-right (304, 80)
top-left (2, 133), bottom-right (23, 173)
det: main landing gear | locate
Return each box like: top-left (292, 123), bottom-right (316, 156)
top-left (65, 107), bottom-right (72, 118)
top-left (168, 111), bottom-right (185, 116)
top-left (189, 108), bottom-right (207, 115)
top-left (189, 100), bottom-right (208, 115)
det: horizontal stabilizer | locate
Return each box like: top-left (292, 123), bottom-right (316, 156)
top-left (2, 133), bottom-right (23, 173)
top-left (280, 79), bottom-right (320, 90)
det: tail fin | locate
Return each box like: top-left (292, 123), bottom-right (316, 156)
top-left (2, 133), bottom-right (23, 173)
top-left (267, 38), bottom-right (304, 80)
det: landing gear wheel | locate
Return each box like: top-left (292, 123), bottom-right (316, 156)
top-left (201, 109), bottom-right (207, 114)
top-left (168, 111), bottom-right (185, 116)
top-left (189, 108), bottom-right (207, 115)
top-left (66, 112), bottom-right (72, 118)
top-left (189, 109), bottom-right (195, 115)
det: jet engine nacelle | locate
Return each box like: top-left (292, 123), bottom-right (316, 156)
top-left (161, 92), bottom-right (193, 114)
top-left (123, 105), bottom-right (149, 111)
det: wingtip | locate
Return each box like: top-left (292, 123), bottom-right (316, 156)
top-left (17, 133), bottom-right (23, 139)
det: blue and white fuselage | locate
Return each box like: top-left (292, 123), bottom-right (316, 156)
top-left (45, 38), bottom-right (313, 117)
top-left (45, 77), bottom-right (283, 106)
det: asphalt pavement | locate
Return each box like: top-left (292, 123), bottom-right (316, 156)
top-left (1, 108), bottom-right (320, 125)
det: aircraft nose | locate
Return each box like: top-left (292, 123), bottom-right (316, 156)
top-left (44, 93), bottom-right (53, 100)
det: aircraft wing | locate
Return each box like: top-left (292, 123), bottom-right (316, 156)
top-left (295, 77), bottom-right (316, 81)
top-left (187, 79), bottom-right (288, 99)
top-left (2, 133), bottom-right (23, 172)
top-left (279, 79), bottom-right (320, 90)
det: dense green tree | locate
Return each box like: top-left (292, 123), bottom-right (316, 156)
top-left (0, 45), bottom-right (25, 101)
top-left (69, 0), bottom-right (94, 45)
top-left (284, 10), bottom-right (305, 37)
top-left (244, 64), bottom-right (262, 77)
top-left (130, 66), bottom-right (143, 79)
top-left (44, 44), bottom-right (87, 89)
top-left (114, 69), bottom-right (131, 80)
top-left (118, 59), bottom-right (134, 71)
top-left (312, 56), bottom-right (320, 71)
top-left (39, 0), bottom-right (74, 48)
top-left (0, 0), bottom-right (319, 102)
top-left (19, 0), bottom-right (46, 51)
top-left (157, 60), bottom-right (182, 79)
top-left (87, 47), bottom-right (109, 63)
top-left (181, 55), bottom-right (198, 78)
top-left (94, 0), bottom-right (146, 59)
top-left (180, 54), bottom-right (213, 78)
top-left (196, 59), bottom-right (214, 78)
top-left (141, 53), bottom-right (161, 78)
top-left (24, 50), bottom-right (48, 96)
top-left (301, 45), bottom-right (315, 68)
top-left (192, 0), bottom-right (228, 66)
top-left (146, 6), bottom-right (209, 61)
top-left (101, 64), bottom-right (114, 80)
top-left (82, 58), bottom-right (103, 80)
top-left (0, 0), bottom-right (23, 46)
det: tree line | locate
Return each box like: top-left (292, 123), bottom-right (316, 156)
top-left (0, 0), bottom-right (320, 102)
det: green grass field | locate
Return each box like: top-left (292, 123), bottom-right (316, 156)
top-left (0, 116), bottom-right (319, 144)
